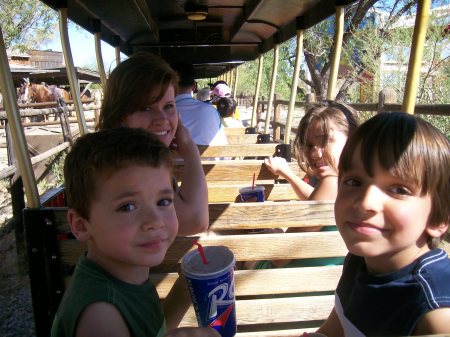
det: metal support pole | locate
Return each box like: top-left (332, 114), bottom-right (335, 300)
top-left (94, 32), bottom-right (107, 88)
top-left (251, 55), bottom-right (264, 127)
top-left (0, 27), bottom-right (40, 208)
top-left (327, 6), bottom-right (345, 100)
top-left (59, 8), bottom-right (87, 136)
top-left (115, 47), bottom-right (121, 66)
top-left (402, 0), bottom-right (430, 114)
top-left (233, 67), bottom-right (239, 98)
top-left (112, 35), bottom-right (121, 67)
top-left (264, 44), bottom-right (279, 134)
top-left (284, 30), bottom-right (304, 144)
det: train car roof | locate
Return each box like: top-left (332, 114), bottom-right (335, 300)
top-left (40, 0), bottom-right (355, 78)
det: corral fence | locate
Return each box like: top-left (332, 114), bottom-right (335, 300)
top-left (2, 88), bottom-right (450, 181)
top-left (248, 89), bottom-right (450, 143)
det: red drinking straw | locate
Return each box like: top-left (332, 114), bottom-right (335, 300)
top-left (251, 172), bottom-right (255, 190)
top-left (192, 240), bottom-right (208, 265)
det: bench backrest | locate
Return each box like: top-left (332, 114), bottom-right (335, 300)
top-left (197, 143), bottom-right (286, 158)
top-left (24, 199), bottom-right (346, 337)
top-left (174, 159), bottom-right (303, 184)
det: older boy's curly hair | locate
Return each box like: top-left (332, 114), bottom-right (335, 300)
top-left (339, 112), bottom-right (450, 248)
top-left (64, 127), bottom-right (173, 220)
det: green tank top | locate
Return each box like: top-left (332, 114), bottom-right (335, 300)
top-left (51, 256), bottom-right (166, 337)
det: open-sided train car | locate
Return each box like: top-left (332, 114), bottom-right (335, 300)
top-left (0, 0), bottom-right (437, 336)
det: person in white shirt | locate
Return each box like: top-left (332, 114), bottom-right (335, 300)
top-left (216, 97), bottom-right (244, 128)
top-left (171, 61), bottom-right (227, 145)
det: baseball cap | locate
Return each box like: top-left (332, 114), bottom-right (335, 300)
top-left (209, 80), bottom-right (228, 89)
top-left (212, 83), bottom-right (231, 97)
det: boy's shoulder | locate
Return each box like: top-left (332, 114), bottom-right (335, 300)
top-left (414, 249), bottom-right (450, 285)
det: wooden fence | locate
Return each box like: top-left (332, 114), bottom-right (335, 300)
top-left (1, 90), bottom-right (450, 180)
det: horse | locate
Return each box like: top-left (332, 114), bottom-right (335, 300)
top-left (18, 82), bottom-right (72, 121)
top-left (20, 82), bottom-right (71, 105)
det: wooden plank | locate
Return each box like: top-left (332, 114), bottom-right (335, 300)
top-left (208, 201), bottom-right (335, 229)
top-left (58, 231), bottom-right (346, 270)
top-left (177, 295), bottom-right (334, 327)
top-left (227, 134), bottom-right (259, 144)
top-left (207, 183), bottom-right (298, 202)
top-left (236, 329), bottom-right (318, 337)
top-left (197, 143), bottom-right (278, 158)
top-left (174, 159), bottom-right (304, 182)
top-left (163, 231), bottom-right (347, 263)
top-left (150, 265), bottom-right (342, 299)
top-left (224, 127), bottom-right (247, 136)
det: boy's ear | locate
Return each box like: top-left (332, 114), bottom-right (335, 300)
top-left (67, 209), bottom-right (91, 242)
top-left (426, 222), bottom-right (449, 239)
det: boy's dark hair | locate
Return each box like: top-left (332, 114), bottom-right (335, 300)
top-left (294, 101), bottom-right (359, 174)
top-left (97, 52), bottom-right (178, 131)
top-left (339, 112), bottom-right (450, 247)
top-left (64, 127), bottom-right (173, 220)
top-left (216, 97), bottom-right (236, 118)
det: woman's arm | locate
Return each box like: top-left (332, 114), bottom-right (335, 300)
top-left (173, 121), bottom-right (209, 235)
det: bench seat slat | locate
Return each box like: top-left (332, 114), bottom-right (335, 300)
top-left (226, 134), bottom-right (260, 144)
top-left (59, 231), bottom-right (346, 271)
top-left (150, 266), bottom-right (342, 299)
top-left (174, 160), bottom-right (304, 182)
top-left (207, 183), bottom-right (298, 202)
top-left (209, 201), bottom-right (335, 229)
top-left (197, 144), bottom-right (278, 158)
top-left (177, 295), bottom-right (334, 327)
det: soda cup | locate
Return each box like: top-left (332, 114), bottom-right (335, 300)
top-left (239, 185), bottom-right (265, 202)
top-left (181, 246), bottom-right (237, 337)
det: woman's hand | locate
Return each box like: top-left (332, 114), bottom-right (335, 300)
top-left (171, 117), bottom-right (197, 158)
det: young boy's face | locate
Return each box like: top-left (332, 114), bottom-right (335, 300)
top-left (82, 164), bottom-right (178, 283)
top-left (335, 145), bottom-right (435, 275)
top-left (122, 84), bottom-right (178, 147)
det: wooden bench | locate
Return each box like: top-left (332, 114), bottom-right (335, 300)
top-left (197, 143), bottom-right (285, 158)
top-left (24, 197), bottom-right (346, 337)
top-left (223, 127), bottom-right (258, 136)
top-left (223, 127), bottom-right (272, 145)
top-left (174, 159), bottom-right (302, 184)
top-left (207, 182), bottom-right (298, 202)
top-left (174, 157), bottom-right (302, 202)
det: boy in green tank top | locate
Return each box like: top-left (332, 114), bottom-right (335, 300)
top-left (51, 127), bottom-right (219, 337)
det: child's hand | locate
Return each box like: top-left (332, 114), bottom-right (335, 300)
top-left (264, 156), bottom-right (289, 176)
top-left (164, 327), bottom-right (221, 337)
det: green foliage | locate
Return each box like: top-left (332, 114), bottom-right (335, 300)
top-left (237, 37), bottom-right (305, 101)
top-left (49, 151), bottom-right (67, 187)
top-left (0, 0), bottom-right (57, 50)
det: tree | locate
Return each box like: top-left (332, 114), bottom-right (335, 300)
top-left (237, 41), bottom-right (300, 100)
top-left (0, 0), bottom-right (57, 51)
top-left (302, 0), bottom-right (420, 101)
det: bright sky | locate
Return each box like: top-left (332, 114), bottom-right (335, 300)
top-left (44, 23), bottom-right (124, 73)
